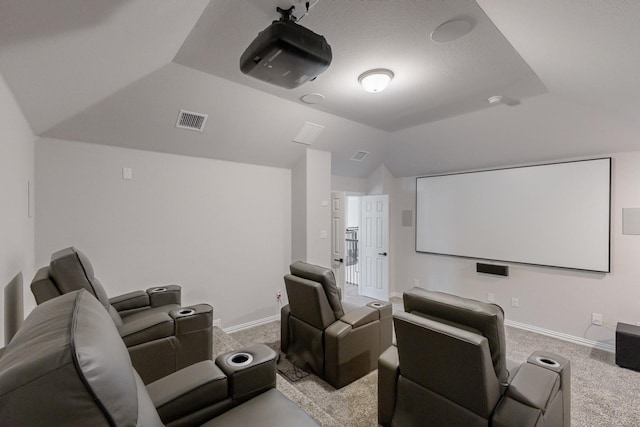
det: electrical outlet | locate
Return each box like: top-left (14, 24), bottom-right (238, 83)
top-left (276, 290), bottom-right (282, 302)
top-left (487, 293), bottom-right (495, 302)
top-left (414, 278), bottom-right (419, 286)
top-left (511, 297), bottom-right (519, 308)
top-left (591, 313), bottom-right (603, 326)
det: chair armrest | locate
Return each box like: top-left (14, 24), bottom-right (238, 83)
top-left (280, 304), bottom-right (291, 353)
top-left (378, 345), bottom-right (399, 427)
top-left (147, 284), bottom-right (182, 307)
top-left (527, 351), bottom-right (571, 427)
top-left (109, 290), bottom-right (150, 313)
top-left (118, 312), bottom-right (175, 347)
top-left (339, 306), bottom-right (378, 328)
top-left (492, 363), bottom-right (562, 427)
top-left (215, 344), bottom-right (277, 403)
top-left (170, 304), bottom-right (213, 335)
top-left (325, 316), bottom-right (381, 388)
top-left (146, 360), bottom-right (232, 426)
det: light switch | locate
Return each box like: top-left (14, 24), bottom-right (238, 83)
top-left (320, 230), bottom-right (328, 239)
top-left (122, 167), bottom-right (133, 180)
top-left (321, 200), bottom-right (329, 207)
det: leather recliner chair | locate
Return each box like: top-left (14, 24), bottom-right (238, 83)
top-left (281, 260), bottom-right (393, 388)
top-left (378, 287), bottom-right (571, 427)
top-left (30, 247), bottom-right (213, 384)
top-left (0, 290), bottom-right (318, 426)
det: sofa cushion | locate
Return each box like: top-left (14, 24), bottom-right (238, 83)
top-left (403, 287), bottom-right (508, 382)
top-left (49, 246), bottom-right (111, 307)
top-left (201, 389), bottom-right (318, 427)
top-left (290, 261), bottom-right (344, 318)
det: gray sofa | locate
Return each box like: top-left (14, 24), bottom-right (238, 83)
top-left (379, 287), bottom-right (571, 427)
top-left (30, 247), bottom-right (213, 383)
top-left (0, 289), bottom-right (318, 426)
top-left (281, 260), bottom-right (393, 388)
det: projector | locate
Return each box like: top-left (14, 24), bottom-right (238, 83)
top-left (240, 7), bottom-right (332, 89)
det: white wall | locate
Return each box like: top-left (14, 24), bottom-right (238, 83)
top-left (35, 138), bottom-right (291, 329)
top-left (291, 154), bottom-right (307, 263)
top-left (305, 149), bottom-right (331, 267)
top-left (392, 151), bottom-right (640, 348)
top-left (0, 73), bottom-right (35, 345)
top-left (331, 175), bottom-right (367, 193)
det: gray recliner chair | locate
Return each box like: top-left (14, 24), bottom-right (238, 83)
top-left (379, 287), bottom-right (571, 427)
top-left (0, 290), bottom-right (318, 426)
top-left (281, 260), bottom-right (393, 388)
top-left (30, 247), bottom-right (213, 384)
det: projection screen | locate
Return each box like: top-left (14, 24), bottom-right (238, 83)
top-left (415, 158), bottom-right (611, 272)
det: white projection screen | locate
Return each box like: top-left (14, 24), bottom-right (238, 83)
top-left (416, 158), bottom-right (611, 272)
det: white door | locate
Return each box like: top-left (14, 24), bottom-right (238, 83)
top-left (360, 195), bottom-right (389, 301)
top-left (331, 191), bottom-right (346, 298)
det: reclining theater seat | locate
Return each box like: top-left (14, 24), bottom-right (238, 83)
top-left (0, 290), bottom-right (319, 426)
top-left (32, 247), bottom-right (182, 315)
top-left (30, 247), bottom-right (213, 384)
top-left (281, 260), bottom-right (393, 388)
top-left (378, 287), bottom-right (571, 427)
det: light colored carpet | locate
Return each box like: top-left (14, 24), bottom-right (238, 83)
top-left (218, 292), bottom-right (640, 426)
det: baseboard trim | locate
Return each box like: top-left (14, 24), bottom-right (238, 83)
top-left (505, 319), bottom-right (615, 353)
top-left (222, 314), bottom-right (280, 334)
top-left (390, 292), bottom-right (402, 300)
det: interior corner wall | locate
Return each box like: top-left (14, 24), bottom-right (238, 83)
top-left (0, 73), bottom-right (35, 345)
top-left (35, 138), bottom-right (291, 329)
top-left (366, 163), bottom-right (394, 195)
top-left (304, 149), bottom-right (331, 267)
top-left (391, 151), bottom-right (640, 346)
top-left (291, 154), bottom-right (307, 263)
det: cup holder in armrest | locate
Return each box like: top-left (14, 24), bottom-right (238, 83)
top-left (150, 287), bottom-right (168, 293)
top-left (176, 308), bottom-right (195, 316)
top-left (370, 302), bottom-right (384, 308)
top-left (227, 352), bottom-right (254, 367)
top-left (535, 356), bottom-right (560, 368)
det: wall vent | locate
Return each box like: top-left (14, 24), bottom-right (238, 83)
top-left (351, 150), bottom-right (369, 161)
top-left (176, 109), bottom-right (208, 132)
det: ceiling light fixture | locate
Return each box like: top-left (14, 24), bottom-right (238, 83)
top-left (358, 69), bottom-right (394, 93)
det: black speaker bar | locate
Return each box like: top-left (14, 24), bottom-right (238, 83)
top-left (476, 263), bottom-right (509, 276)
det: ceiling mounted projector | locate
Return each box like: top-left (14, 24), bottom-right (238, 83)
top-left (240, 6), bottom-right (332, 89)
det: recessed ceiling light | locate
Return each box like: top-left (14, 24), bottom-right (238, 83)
top-left (300, 93), bottom-right (325, 104)
top-left (358, 69), bottom-right (394, 93)
top-left (430, 18), bottom-right (475, 43)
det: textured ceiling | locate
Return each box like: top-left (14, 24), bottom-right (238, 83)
top-left (2, 0), bottom-right (640, 178)
top-left (175, 0), bottom-right (547, 132)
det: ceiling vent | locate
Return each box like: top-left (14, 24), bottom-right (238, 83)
top-left (351, 150), bottom-right (369, 161)
top-left (293, 122), bottom-right (325, 145)
top-left (176, 109), bottom-right (208, 132)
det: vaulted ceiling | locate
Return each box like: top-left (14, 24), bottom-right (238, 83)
top-left (2, 0), bottom-right (640, 178)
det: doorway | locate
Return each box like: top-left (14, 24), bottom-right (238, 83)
top-left (332, 194), bottom-right (389, 302)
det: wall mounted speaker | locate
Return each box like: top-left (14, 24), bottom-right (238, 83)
top-left (476, 263), bottom-right (508, 276)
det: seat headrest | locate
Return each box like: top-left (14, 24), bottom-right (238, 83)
top-left (48, 247), bottom-right (110, 306)
top-left (0, 290), bottom-right (159, 425)
top-left (403, 287), bottom-right (508, 382)
top-left (290, 261), bottom-right (344, 318)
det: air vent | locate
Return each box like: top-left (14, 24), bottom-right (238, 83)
top-left (293, 122), bottom-right (325, 145)
top-left (176, 109), bottom-right (208, 132)
top-left (351, 150), bottom-right (369, 161)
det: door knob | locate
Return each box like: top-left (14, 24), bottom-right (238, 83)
top-left (334, 258), bottom-right (344, 263)
top-left (378, 252), bottom-right (388, 256)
